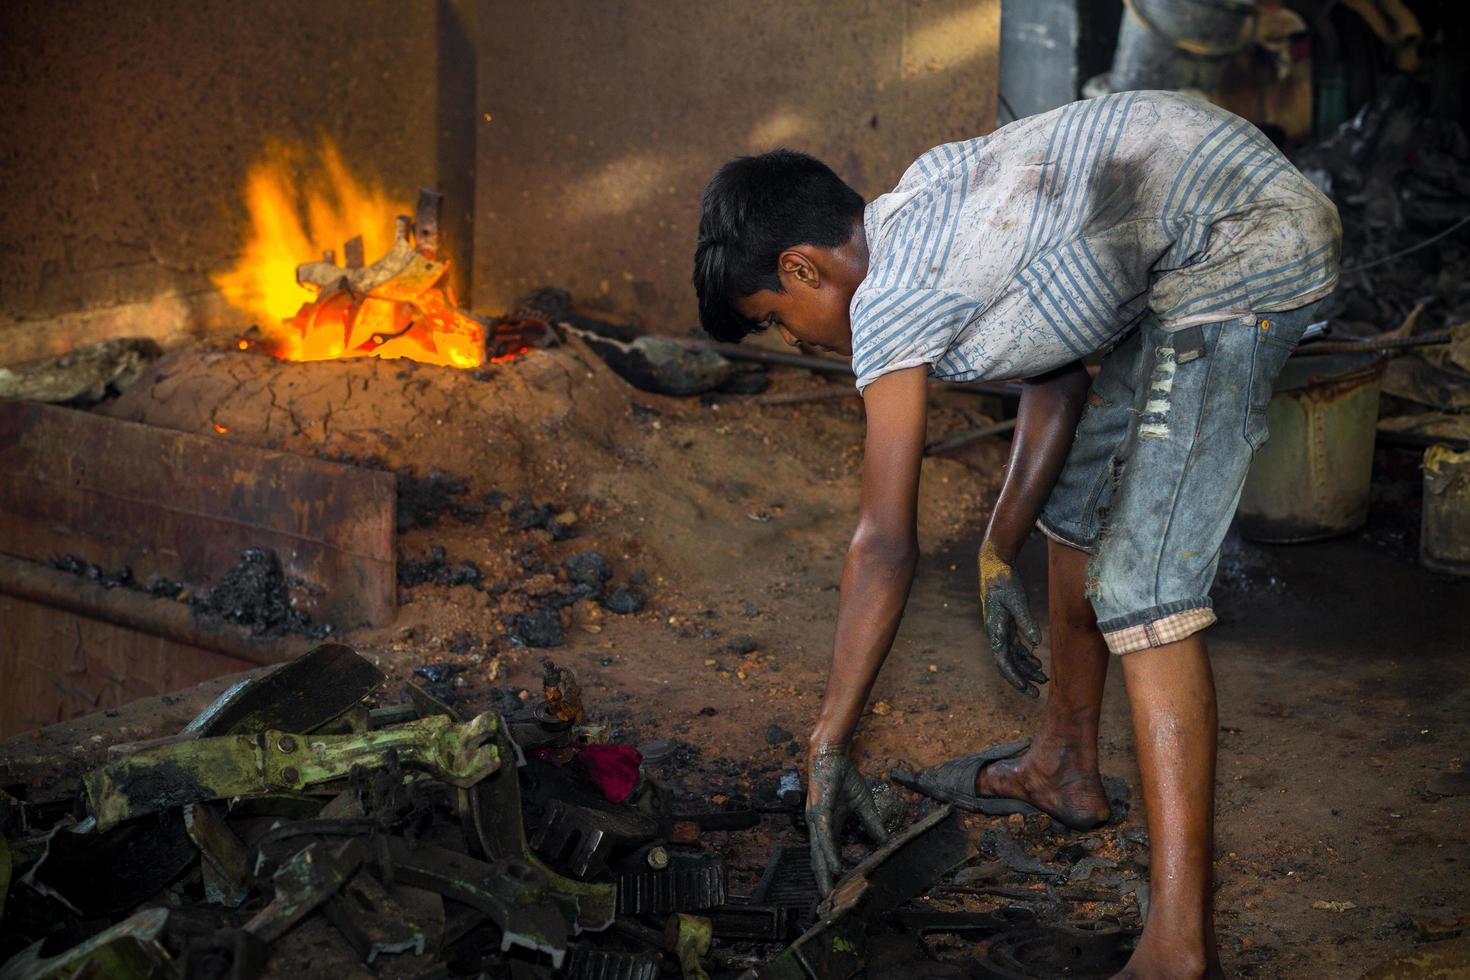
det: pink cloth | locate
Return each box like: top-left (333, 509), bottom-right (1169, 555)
top-left (531, 743), bottom-right (642, 804)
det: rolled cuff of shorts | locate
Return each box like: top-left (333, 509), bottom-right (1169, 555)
top-left (1035, 517), bottom-right (1095, 554)
top-left (1097, 600), bottom-right (1217, 655)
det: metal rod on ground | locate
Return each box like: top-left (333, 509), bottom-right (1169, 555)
top-left (1294, 332), bottom-right (1455, 356)
top-left (924, 418), bottom-right (1018, 456)
top-left (670, 336), bottom-right (1023, 398)
top-left (747, 387), bottom-right (861, 406)
top-left (0, 554), bottom-right (308, 666)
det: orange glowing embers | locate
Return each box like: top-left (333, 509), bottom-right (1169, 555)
top-left (213, 142), bottom-right (485, 368)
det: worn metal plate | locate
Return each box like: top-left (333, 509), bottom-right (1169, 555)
top-left (185, 643), bottom-right (384, 736)
top-left (0, 398), bottom-right (395, 628)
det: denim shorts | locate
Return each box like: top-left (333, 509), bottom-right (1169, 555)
top-left (1037, 303), bottom-right (1318, 654)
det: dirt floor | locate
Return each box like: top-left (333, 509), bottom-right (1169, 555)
top-left (5, 337), bottom-right (1469, 977)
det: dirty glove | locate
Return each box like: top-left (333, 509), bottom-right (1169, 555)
top-left (805, 739), bottom-right (888, 894)
top-left (978, 539), bottom-right (1046, 697)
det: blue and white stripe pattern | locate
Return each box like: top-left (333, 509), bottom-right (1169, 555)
top-left (850, 91), bottom-right (1341, 389)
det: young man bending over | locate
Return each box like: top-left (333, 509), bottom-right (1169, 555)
top-left (692, 91), bottom-right (1339, 977)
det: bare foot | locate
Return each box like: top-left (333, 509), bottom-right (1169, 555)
top-left (974, 739), bottom-right (1112, 830)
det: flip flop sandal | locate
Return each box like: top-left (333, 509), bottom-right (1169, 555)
top-left (890, 742), bottom-right (1039, 818)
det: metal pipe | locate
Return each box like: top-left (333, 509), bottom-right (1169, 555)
top-left (0, 554), bottom-right (307, 667)
top-left (925, 418), bottom-right (1020, 456)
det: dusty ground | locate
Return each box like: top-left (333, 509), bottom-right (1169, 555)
top-left (6, 338), bottom-right (1468, 977)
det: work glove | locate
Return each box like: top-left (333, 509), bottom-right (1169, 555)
top-left (978, 539), bottom-right (1046, 697)
top-left (804, 738), bottom-right (888, 894)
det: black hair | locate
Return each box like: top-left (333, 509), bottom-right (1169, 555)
top-left (692, 149), bottom-right (864, 343)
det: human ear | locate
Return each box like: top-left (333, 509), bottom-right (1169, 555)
top-left (779, 249), bottom-right (821, 289)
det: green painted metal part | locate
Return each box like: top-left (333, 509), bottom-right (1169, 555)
top-left (1238, 353), bottom-right (1384, 543)
top-left (85, 713), bottom-right (501, 831)
top-left (666, 913), bottom-right (713, 980)
top-left (405, 679), bottom-right (617, 935)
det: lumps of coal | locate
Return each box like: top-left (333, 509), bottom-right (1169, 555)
top-left (507, 608), bottom-right (564, 647)
top-left (447, 630), bottom-right (484, 655)
top-left (486, 686), bottom-right (525, 715)
top-left (50, 555), bottom-right (132, 589)
top-left (145, 574), bottom-right (183, 598)
top-left (397, 546), bottom-right (483, 589)
top-left (602, 588), bottom-right (645, 615)
top-left (564, 551), bottom-right (612, 593)
top-left (396, 470), bottom-right (484, 532)
top-left (198, 547), bottom-right (321, 638)
top-left (764, 723), bottom-right (794, 745)
top-left (414, 663), bottom-right (462, 684)
top-left (508, 497), bottom-right (577, 540)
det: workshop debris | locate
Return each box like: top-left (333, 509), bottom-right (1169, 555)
top-left (1, 641), bottom-right (1159, 978)
top-left (197, 547), bottom-right (324, 638)
top-left (0, 337), bottom-right (162, 405)
top-left (1296, 78), bottom-right (1470, 459)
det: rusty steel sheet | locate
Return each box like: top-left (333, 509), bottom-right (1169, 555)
top-left (0, 397), bottom-right (395, 629)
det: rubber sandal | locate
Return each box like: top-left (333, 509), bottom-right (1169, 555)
top-left (890, 742), bottom-right (1039, 817)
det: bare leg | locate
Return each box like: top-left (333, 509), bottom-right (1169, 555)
top-left (1113, 635), bottom-right (1224, 980)
top-left (976, 539), bottom-right (1111, 829)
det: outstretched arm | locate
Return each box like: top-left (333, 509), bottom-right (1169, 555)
top-left (810, 365), bottom-right (929, 746)
top-left (979, 361), bottom-right (1092, 695)
top-left (804, 365), bottom-right (927, 891)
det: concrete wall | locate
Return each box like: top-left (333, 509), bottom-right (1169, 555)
top-left (0, 0), bottom-right (476, 364)
top-left (473, 0), bottom-right (1000, 331)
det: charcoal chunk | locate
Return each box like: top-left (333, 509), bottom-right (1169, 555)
top-left (603, 588), bottom-right (645, 615)
top-left (508, 609), bottom-right (564, 647)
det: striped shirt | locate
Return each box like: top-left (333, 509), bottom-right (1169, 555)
top-left (850, 91), bottom-right (1341, 389)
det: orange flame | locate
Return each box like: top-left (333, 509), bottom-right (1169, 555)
top-left (212, 140), bottom-right (484, 368)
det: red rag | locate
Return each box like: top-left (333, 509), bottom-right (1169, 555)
top-left (574, 744), bottom-right (642, 804)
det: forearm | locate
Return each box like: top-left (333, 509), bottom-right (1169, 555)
top-left (985, 363), bottom-right (1091, 560)
top-left (811, 533), bottom-right (917, 745)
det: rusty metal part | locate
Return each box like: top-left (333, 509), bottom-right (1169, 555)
top-left (323, 872), bottom-right (441, 963)
top-left (760, 807), bottom-right (973, 980)
top-left (531, 799), bottom-right (663, 878)
top-left (380, 837), bottom-right (572, 968)
top-left (85, 712), bottom-right (501, 830)
top-left (21, 811), bottom-right (198, 918)
top-left (0, 398), bottom-right (397, 630)
top-left (667, 337), bottom-right (1024, 401)
top-left (971, 923), bottom-right (1135, 979)
top-left (184, 803), bottom-right (250, 907)
top-left (749, 844), bottom-right (820, 919)
top-left (817, 806), bottom-right (973, 918)
top-left (616, 853), bottom-right (726, 915)
top-left (0, 554), bottom-right (306, 667)
top-left (705, 903), bottom-right (793, 942)
top-left (398, 681), bottom-right (617, 935)
top-left (563, 946), bottom-right (660, 980)
top-left (463, 730), bottom-right (617, 934)
top-left (924, 418), bottom-right (1018, 457)
top-left (184, 643), bottom-right (384, 736)
top-left (243, 838), bottom-right (366, 943)
top-left (0, 907), bottom-right (172, 980)
top-left (886, 907), bottom-right (1037, 937)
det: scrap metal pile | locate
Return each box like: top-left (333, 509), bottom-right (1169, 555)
top-left (1296, 76), bottom-right (1470, 446)
top-left (0, 645), bottom-right (1140, 979)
